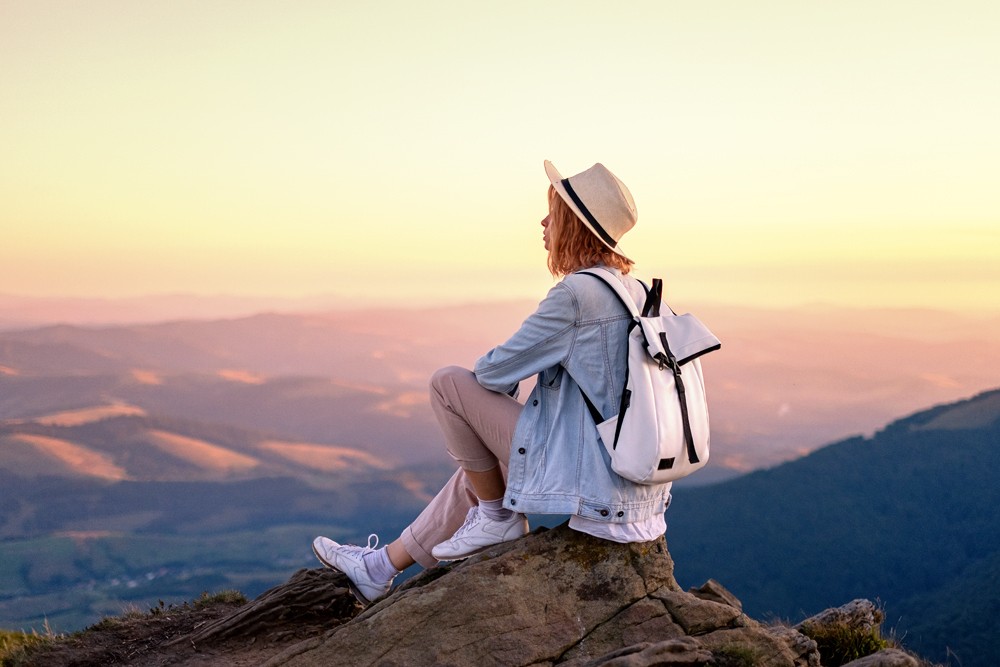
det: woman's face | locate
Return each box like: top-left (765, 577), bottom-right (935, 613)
top-left (541, 213), bottom-right (552, 251)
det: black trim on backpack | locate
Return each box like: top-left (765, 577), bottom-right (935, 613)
top-left (642, 279), bottom-right (662, 318)
top-left (656, 331), bottom-right (699, 465)
top-left (675, 345), bottom-right (722, 367)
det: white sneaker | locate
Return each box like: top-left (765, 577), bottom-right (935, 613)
top-left (312, 534), bottom-right (392, 606)
top-left (431, 506), bottom-right (529, 561)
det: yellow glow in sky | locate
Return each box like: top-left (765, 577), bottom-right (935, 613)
top-left (2, 1), bottom-right (998, 310)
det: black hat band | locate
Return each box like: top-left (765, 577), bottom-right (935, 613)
top-left (561, 178), bottom-right (618, 248)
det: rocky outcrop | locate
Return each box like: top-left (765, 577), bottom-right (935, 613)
top-left (255, 524), bottom-right (825, 666)
top-left (842, 650), bottom-right (922, 667)
top-left (796, 599), bottom-right (884, 639)
top-left (12, 523), bottom-right (928, 667)
top-left (177, 568), bottom-right (358, 647)
top-left (793, 600), bottom-right (923, 667)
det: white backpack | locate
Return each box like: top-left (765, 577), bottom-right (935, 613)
top-left (578, 268), bottom-right (721, 485)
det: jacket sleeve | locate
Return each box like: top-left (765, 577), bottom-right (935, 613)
top-left (474, 282), bottom-right (579, 394)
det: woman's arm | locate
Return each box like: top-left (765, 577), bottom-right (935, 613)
top-left (474, 282), bottom-right (579, 394)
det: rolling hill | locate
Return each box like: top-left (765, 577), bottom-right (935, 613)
top-left (0, 414), bottom-right (394, 487)
top-left (0, 371), bottom-right (445, 467)
top-left (3, 303), bottom-right (999, 473)
top-left (0, 409), bottom-right (454, 632)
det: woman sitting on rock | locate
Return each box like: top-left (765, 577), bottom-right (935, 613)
top-left (312, 160), bottom-right (672, 606)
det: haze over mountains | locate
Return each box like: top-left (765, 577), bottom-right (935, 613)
top-left (1, 299), bottom-right (998, 473)
top-left (0, 293), bottom-right (360, 331)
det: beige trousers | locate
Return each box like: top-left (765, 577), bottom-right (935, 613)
top-left (400, 365), bottom-right (523, 568)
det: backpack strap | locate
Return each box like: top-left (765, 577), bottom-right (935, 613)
top-left (577, 268), bottom-right (641, 317)
top-left (575, 269), bottom-right (648, 429)
top-left (641, 278), bottom-right (663, 318)
top-left (579, 268), bottom-right (669, 319)
top-left (655, 328), bottom-right (700, 465)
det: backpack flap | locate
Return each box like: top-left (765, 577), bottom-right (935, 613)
top-left (639, 313), bottom-right (721, 367)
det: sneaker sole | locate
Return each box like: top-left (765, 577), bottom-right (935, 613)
top-left (311, 543), bottom-right (373, 607)
top-left (433, 543), bottom-right (492, 562)
top-left (432, 533), bottom-right (527, 562)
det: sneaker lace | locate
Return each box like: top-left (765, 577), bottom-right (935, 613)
top-left (451, 507), bottom-right (482, 539)
top-left (338, 533), bottom-right (380, 558)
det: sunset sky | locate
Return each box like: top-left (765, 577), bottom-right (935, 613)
top-left (2, 1), bottom-right (998, 310)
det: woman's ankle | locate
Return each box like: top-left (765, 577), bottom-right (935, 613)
top-left (362, 547), bottom-right (400, 585)
top-left (479, 496), bottom-right (514, 521)
top-left (385, 539), bottom-right (417, 571)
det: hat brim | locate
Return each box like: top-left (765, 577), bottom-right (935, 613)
top-left (544, 160), bottom-right (631, 261)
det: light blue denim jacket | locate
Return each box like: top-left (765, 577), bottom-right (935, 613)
top-left (474, 267), bottom-right (672, 523)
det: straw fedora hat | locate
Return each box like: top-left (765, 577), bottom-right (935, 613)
top-left (544, 160), bottom-right (637, 260)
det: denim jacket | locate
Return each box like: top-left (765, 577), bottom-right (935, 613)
top-left (474, 267), bottom-right (672, 523)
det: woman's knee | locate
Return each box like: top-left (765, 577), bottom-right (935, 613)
top-left (429, 365), bottom-right (475, 397)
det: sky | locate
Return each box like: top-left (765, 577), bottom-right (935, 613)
top-left (2, 0), bottom-right (998, 310)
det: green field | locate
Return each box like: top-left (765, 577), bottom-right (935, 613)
top-left (0, 522), bottom-right (385, 633)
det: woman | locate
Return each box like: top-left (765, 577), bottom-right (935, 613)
top-left (312, 160), bottom-right (671, 606)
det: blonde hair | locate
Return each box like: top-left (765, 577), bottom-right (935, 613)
top-left (547, 186), bottom-right (634, 277)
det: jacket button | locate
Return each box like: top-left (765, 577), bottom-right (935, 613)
top-left (518, 447), bottom-right (526, 455)
top-left (532, 399), bottom-right (539, 406)
top-left (510, 498), bottom-right (516, 506)
top-left (617, 511), bottom-right (624, 517)
top-left (600, 509), bottom-right (609, 517)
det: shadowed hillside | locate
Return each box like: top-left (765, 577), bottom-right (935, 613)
top-left (667, 388), bottom-right (1000, 667)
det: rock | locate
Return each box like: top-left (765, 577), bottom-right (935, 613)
top-left (652, 589), bottom-right (744, 635)
top-left (795, 599), bottom-right (883, 637)
top-left (583, 637), bottom-right (713, 666)
top-left (794, 599), bottom-right (893, 667)
top-left (558, 598), bottom-right (687, 665)
top-left (121, 522), bottom-right (913, 667)
top-left (178, 568), bottom-right (359, 647)
top-left (278, 524), bottom-right (680, 667)
top-left (688, 579), bottom-right (742, 611)
top-left (766, 624), bottom-right (821, 667)
top-left (259, 523), bottom-right (829, 667)
top-left (841, 649), bottom-right (922, 667)
top-left (4, 514), bottom-right (937, 666)
top-left (697, 626), bottom-right (819, 667)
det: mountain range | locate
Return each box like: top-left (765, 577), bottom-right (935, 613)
top-left (3, 302), bottom-right (998, 472)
